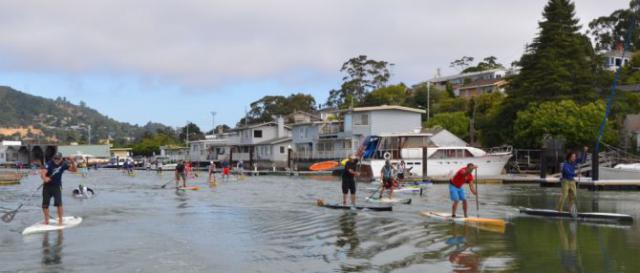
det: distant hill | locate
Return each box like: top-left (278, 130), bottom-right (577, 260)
top-left (0, 86), bottom-right (174, 144)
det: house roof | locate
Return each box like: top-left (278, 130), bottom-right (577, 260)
top-left (618, 84), bottom-right (640, 92)
top-left (110, 148), bottom-right (132, 151)
top-left (255, 137), bottom-right (292, 146)
top-left (290, 120), bottom-right (342, 126)
top-left (231, 121), bottom-right (292, 131)
top-left (458, 79), bottom-right (506, 90)
top-left (603, 49), bottom-right (633, 58)
top-left (429, 68), bottom-right (506, 83)
top-left (341, 105), bottom-right (425, 114)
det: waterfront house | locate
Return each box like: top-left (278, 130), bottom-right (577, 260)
top-left (603, 47), bottom-right (632, 72)
top-left (230, 116), bottom-right (291, 168)
top-left (57, 144), bottom-right (111, 164)
top-left (428, 69), bottom-right (508, 97)
top-left (159, 145), bottom-right (188, 162)
top-left (292, 105), bottom-right (424, 161)
top-left (110, 147), bottom-right (132, 160)
top-left (0, 140), bottom-right (21, 165)
top-left (188, 131), bottom-right (239, 163)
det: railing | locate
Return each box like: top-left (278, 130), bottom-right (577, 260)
top-left (319, 123), bottom-right (343, 135)
top-left (293, 149), bottom-right (352, 160)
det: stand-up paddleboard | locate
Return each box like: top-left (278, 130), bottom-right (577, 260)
top-left (22, 216), bottom-right (82, 235)
top-left (316, 200), bottom-right (392, 211)
top-left (519, 208), bottom-right (633, 223)
top-left (420, 211), bottom-right (506, 233)
top-left (177, 186), bottom-right (200, 191)
top-left (366, 197), bottom-right (412, 205)
top-left (309, 160), bottom-right (340, 171)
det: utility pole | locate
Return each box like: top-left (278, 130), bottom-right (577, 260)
top-left (87, 125), bottom-right (92, 145)
top-left (185, 121), bottom-right (190, 145)
top-left (210, 111), bottom-right (217, 134)
top-left (426, 81), bottom-right (431, 123)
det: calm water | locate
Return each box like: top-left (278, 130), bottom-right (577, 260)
top-left (1, 170), bottom-right (639, 273)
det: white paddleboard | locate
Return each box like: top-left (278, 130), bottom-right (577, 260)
top-left (366, 197), bottom-right (412, 204)
top-left (22, 216), bottom-right (83, 235)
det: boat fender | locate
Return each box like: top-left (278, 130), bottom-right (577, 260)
top-left (383, 152), bottom-right (391, 160)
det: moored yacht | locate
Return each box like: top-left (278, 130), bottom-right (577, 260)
top-left (356, 133), bottom-right (512, 181)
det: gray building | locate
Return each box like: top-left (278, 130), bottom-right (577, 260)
top-left (292, 105), bottom-right (424, 161)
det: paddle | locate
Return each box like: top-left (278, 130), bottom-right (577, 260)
top-left (2, 183), bottom-right (44, 223)
top-left (160, 178), bottom-right (174, 189)
top-left (475, 168), bottom-right (480, 218)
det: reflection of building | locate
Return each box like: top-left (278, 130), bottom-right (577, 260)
top-left (0, 141), bottom-right (21, 165)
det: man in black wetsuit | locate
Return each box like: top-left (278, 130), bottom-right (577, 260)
top-left (175, 160), bottom-right (187, 188)
top-left (342, 155), bottom-right (360, 206)
top-left (40, 152), bottom-right (77, 225)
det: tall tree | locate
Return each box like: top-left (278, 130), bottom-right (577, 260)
top-left (462, 56), bottom-right (505, 73)
top-left (179, 122), bottom-right (205, 143)
top-left (360, 84), bottom-right (408, 107)
top-left (325, 55), bottom-right (393, 108)
top-left (490, 0), bottom-right (599, 146)
top-left (240, 93), bottom-right (316, 125)
top-left (450, 56), bottom-right (474, 72)
top-left (588, 0), bottom-right (640, 51)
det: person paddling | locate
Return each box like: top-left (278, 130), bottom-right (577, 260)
top-left (342, 155), bottom-right (360, 206)
top-left (221, 158), bottom-right (231, 181)
top-left (40, 152), bottom-right (77, 225)
top-left (208, 161), bottom-right (217, 183)
top-left (175, 160), bottom-right (187, 188)
top-left (449, 163), bottom-right (477, 218)
top-left (379, 160), bottom-right (396, 199)
top-left (556, 146), bottom-right (588, 214)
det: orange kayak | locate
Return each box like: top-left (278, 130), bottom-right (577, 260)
top-left (309, 161), bottom-right (339, 171)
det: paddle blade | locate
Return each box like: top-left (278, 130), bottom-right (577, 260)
top-left (1, 211), bottom-right (16, 223)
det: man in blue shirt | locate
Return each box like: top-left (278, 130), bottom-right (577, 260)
top-left (556, 146), bottom-right (588, 214)
top-left (40, 152), bottom-right (77, 225)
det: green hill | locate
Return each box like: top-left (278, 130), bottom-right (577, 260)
top-left (0, 85), bottom-right (174, 144)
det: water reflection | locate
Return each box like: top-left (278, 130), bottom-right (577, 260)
top-left (558, 221), bottom-right (583, 273)
top-left (446, 225), bottom-right (481, 273)
top-left (41, 231), bottom-right (64, 269)
top-left (336, 212), bottom-right (359, 256)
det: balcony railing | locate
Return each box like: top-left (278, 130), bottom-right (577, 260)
top-left (319, 123), bottom-right (343, 135)
top-left (293, 149), bottom-right (352, 160)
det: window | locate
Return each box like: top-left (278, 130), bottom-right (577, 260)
top-left (254, 130), bottom-right (263, 138)
top-left (280, 146), bottom-right (285, 154)
top-left (616, 58), bottom-right (622, 67)
top-left (355, 114), bottom-right (368, 125)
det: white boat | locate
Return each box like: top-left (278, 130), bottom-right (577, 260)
top-left (599, 163), bottom-right (640, 180)
top-left (357, 133), bottom-right (512, 181)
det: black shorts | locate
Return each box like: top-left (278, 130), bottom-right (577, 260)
top-left (342, 179), bottom-right (356, 194)
top-left (42, 185), bottom-right (62, 208)
top-left (398, 173), bottom-right (405, 180)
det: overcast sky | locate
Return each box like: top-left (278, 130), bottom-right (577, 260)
top-left (0, 0), bottom-right (629, 131)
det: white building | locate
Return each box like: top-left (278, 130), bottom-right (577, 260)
top-left (0, 140), bottom-right (21, 165)
top-left (603, 48), bottom-right (632, 72)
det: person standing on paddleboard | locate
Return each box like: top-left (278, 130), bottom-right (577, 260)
top-left (379, 160), bottom-right (397, 199)
top-left (175, 160), bottom-right (187, 188)
top-left (556, 146), bottom-right (588, 213)
top-left (221, 158), bottom-right (231, 180)
top-left (40, 152), bottom-right (77, 225)
top-left (208, 161), bottom-right (217, 183)
top-left (342, 155), bottom-right (360, 206)
top-left (450, 163), bottom-right (477, 218)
